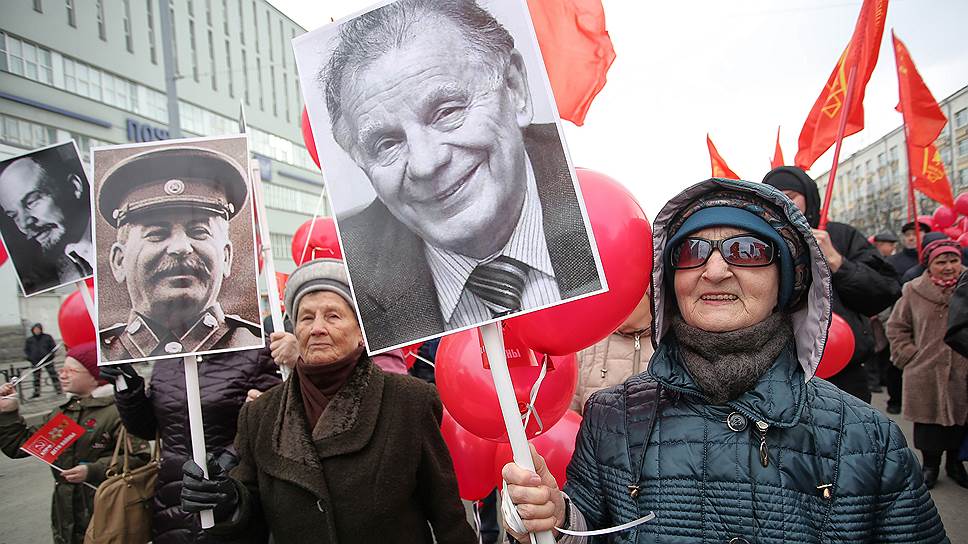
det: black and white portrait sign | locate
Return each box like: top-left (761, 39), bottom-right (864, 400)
top-left (0, 142), bottom-right (94, 296)
top-left (91, 135), bottom-right (264, 365)
top-left (294, 0), bottom-right (606, 353)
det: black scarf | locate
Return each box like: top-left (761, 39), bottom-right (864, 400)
top-left (671, 312), bottom-right (792, 404)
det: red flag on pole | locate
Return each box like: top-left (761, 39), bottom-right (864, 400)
top-left (527, 0), bottom-right (616, 126)
top-left (707, 134), bottom-right (740, 180)
top-left (20, 413), bottom-right (86, 464)
top-left (771, 126), bottom-right (784, 169)
top-left (795, 0), bottom-right (889, 170)
top-left (893, 31), bottom-right (954, 209)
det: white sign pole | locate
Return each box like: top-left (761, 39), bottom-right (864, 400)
top-left (249, 160), bottom-right (289, 380)
top-left (480, 321), bottom-right (554, 544)
top-left (184, 354), bottom-right (215, 528)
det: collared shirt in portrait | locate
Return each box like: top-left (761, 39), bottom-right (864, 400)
top-left (425, 156), bottom-right (561, 329)
top-left (62, 221), bottom-right (94, 277)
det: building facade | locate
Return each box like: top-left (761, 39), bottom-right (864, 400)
top-left (815, 85), bottom-right (968, 237)
top-left (0, 0), bottom-right (326, 347)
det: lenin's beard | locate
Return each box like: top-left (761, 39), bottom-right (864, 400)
top-left (146, 255), bottom-right (216, 328)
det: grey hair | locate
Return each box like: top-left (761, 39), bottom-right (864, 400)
top-left (320, 0), bottom-right (514, 146)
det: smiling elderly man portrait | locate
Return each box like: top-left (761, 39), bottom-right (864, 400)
top-left (316, 0), bottom-right (602, 350)
top-left (0, 143), bottom-right (93, 294)
top-left (96, 145), bottom-right (262, 362)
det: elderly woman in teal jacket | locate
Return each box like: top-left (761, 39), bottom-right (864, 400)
top-left (502, 178), bottom-right (947, 543)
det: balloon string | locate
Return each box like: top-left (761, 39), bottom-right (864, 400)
top-left (520, 355), bottom-right (548, 434)
top-left (299, 187), bottom-right (329, 264)
top-left (501, 483), bottom-right (656, 538)
top-left (11, 343), bottom-right (63, 386)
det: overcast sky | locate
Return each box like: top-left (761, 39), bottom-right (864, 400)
top-left (269, 0), bottom-right (968, 219)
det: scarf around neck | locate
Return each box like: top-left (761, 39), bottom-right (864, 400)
top-left (671, 312), bottom-right (793, 405)
top-left (296, 349), bottom-right (362, 430)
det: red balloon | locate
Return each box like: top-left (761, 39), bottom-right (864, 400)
top-left (291, 217), bottom-right (342, 265)
top-left (958, 232), bottom-right (968, 248)
top-left (440, 408), bottom-right (499, 501)
top-left (493, 409), bottom-right (582, 488)
top-left (933, 205), bottom-right (957, 229)
top-left (944, 225), bottom-right (963, 240)
top-left (400, 342), bottom-right (424, 369)
top-left (436, 328), bottom-right (577, 442)
top-left (58, 286), bottom-right (95, 348)
top-left (301, 107), bottom-right (320, 170)
top-left (0, 240), bottom-right (7, 267)
top-left (956, 193), bottom-right (968, 217)
top-left (816, 313), bottom-right (855, 379)
top-left (507, 168), bottom-right (653, 355)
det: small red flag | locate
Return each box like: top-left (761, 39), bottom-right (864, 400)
top-left (527, 0), bottom-right (616, 126)
top-left (707, 135), bottom-right (739, 180)
top-left (893, 32), bottom-right (953, 208)
top-left (20, 413), bottom-right (86, 465)
top-left (771, 126), bottom-right (784, 169)
top-left (795, 0), bottom-right (889, 170)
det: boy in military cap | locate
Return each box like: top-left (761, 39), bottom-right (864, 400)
top-left (96, 145), bottom-right (262, 362)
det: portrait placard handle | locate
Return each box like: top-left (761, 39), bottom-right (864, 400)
top-left (184, 355), bottom-right (215, 528)
top-left (481, 321), bottom-right (555, 544)
top-left (250, 160), bottom-right (289, 380)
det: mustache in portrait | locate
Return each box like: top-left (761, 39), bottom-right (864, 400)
top-left (151, 255), bottom-right (212, 282)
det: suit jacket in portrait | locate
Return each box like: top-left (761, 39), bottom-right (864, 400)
top-left (340, 123), bottom-right (602, 351)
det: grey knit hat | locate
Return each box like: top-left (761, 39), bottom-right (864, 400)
top-left (284, 258), bottom-right (356, 319)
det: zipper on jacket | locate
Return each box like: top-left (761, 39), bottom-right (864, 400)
top-left (755, 420), bottom-right (770, 467)
top-left (632, 332), bottom-right (643, 375)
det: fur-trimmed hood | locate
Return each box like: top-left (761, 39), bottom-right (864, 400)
top-left (650, 178), bottom-right (832, 380)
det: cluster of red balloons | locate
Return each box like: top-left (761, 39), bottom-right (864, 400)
top-left (58, 278), bottom-right (95, 348)
top-left (930, 194), bottom-right (968, 247)
top-left (433, 168), bottom-right (652, 499)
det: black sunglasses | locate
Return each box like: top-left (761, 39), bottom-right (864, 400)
top-left (671, 234), bottom-right (776, 270)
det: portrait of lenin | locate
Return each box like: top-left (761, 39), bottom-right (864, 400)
top-left (295, 0), bottom-right (604, 352)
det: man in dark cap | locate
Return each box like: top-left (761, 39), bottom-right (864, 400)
top-left (23, 323), bottom-right (60, 398)
top-left (97, 146), bottom-right (262, 362)
top-left (763, 166), bottom-right (900, 403)
top-left (888, 219), bottom-right (932, 278)
top-left (872, 231), bottom-right (898, 258)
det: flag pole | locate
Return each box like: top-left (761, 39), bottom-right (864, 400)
top-left (184, 354), bottom-right (215, 528)
top-left (818, 66), bottom-right (858, 231)
top-left (902, 129), bottom-right (924, 262)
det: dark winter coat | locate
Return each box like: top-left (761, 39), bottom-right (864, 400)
top-left (25, 331), bottom-right (56, 364)
top-left (887, 273), bottom-right (968, 427)
top-left (887, 246), bottom-right (920, 278)
top-left (561, 178), bottom-right (947, 543)
top-left (944, 269), bottom-right (968, 357)
top-left (0, 388), bottom-right (150, 544)
top-left (209, 357), bottom-right (477, 544)
top-left (113, 345), bottom-right (280, 544)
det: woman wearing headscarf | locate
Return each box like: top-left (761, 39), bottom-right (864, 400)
top-left (887, 239), bottom-right (968, 489)
top-left (0, 342), bottom-right (150, 544)
top-left (501, 179), bottom-right (946, 543)
top-left (179, 259), bottom-right (476, 543)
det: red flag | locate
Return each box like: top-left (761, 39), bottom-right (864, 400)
top-left (795, 0), bottom-right (889, 170)
top-left (893, 32), bottom-right (953, 208)
top-left (527, 0), bottom-right (616, 126)
top-left (20, 413), bottom-right (86, 465)
top-left (707, 135), bottom-right (739, 180)
top-left (771, 126), bottom-right (784, 169)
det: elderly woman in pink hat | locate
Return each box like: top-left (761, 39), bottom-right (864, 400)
top-left (888, 239), bottom-right (968, 490)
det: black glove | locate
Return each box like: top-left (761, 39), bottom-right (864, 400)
top-left (181, 452), bottom-right (239, 523)
top-left (99, 363), bottom-right (143, 390)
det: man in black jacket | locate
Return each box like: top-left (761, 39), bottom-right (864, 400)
top-left (764, 166), bottom-right (901, 402)
top-left (888, 220), bottom-right (932, 278)
top-left (23, 323), bottom-right (60, 398)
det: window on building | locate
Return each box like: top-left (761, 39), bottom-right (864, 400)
top-left (267, 11), bottom-right (273, 61)
top-left (280, 20), bottom-right (286, 68)
top-left (256, 56), bottom-right (263, 110)
top-left (34, 0), bottom-right (43, 13)
top-left (270, 233), bottom-right (292, 259)
top-left (238, 0), bottom-right (245, 44)
top-left (959, 139), bottom-right (968, 157)
top-left (222, 0), bottom-right (229, 35)
top-left (889, 146), bottom-right (897, 163)
top-left (241, 49), bottom-right (249, 104)
top-left (264, 184), bottom-right (321, 215)
top-left (956, 108), bottom-right (968, 128)
top-left (225, 39), bottom-right (234, 97)
top-left (0, 32), bottom-right (54, 85)
top-left (960, 168), bottom-right (968, 185)
top-left (942, 147), bottom-right (952, 164)
top-left (170, 3), bottom-right (179, 74)
top-left (865, 160), bottom-right (872, 174)
top-left (1, 114), bottom-right (57, 150)
top-left (283, 67), bottom-right (290, 122)
top-left (270, 65), bottom-right (277, 116)
top-left (96, 0), bottom-right (107, 41)
top-left (66, 0), bottom-right (75, 27)
top-left (123, 0), bottom-right (134, 53)
top-left (208, 30), bottom-right (217, 90)
top-left (147, 0), bottom-right (157, 63)
top-left (188, 0), bottom-right (194, 16)
top-left (252, 1), bottom-right (259, 49)
top-left (189, 20), bottom-right (199, 82)
top-left (877, 152), bottom-right (886, 166)
top-left (69, 131), bottom-right (111, 162)
top-left (206, 0), bottom-right (212, 26)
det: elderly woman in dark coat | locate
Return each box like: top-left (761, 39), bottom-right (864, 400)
top-left (501, 179), bottom-right (946, 543)
top-left (887, 239), bottom-right (968, 489)
top-left (181, 258), bottom-right (476, 543)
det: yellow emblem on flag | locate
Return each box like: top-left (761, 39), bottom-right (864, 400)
top-left (822, 49), bottom-right (850, 119)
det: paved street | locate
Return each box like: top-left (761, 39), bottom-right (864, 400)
top-left (0, 391), bottom-right (964, 543)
